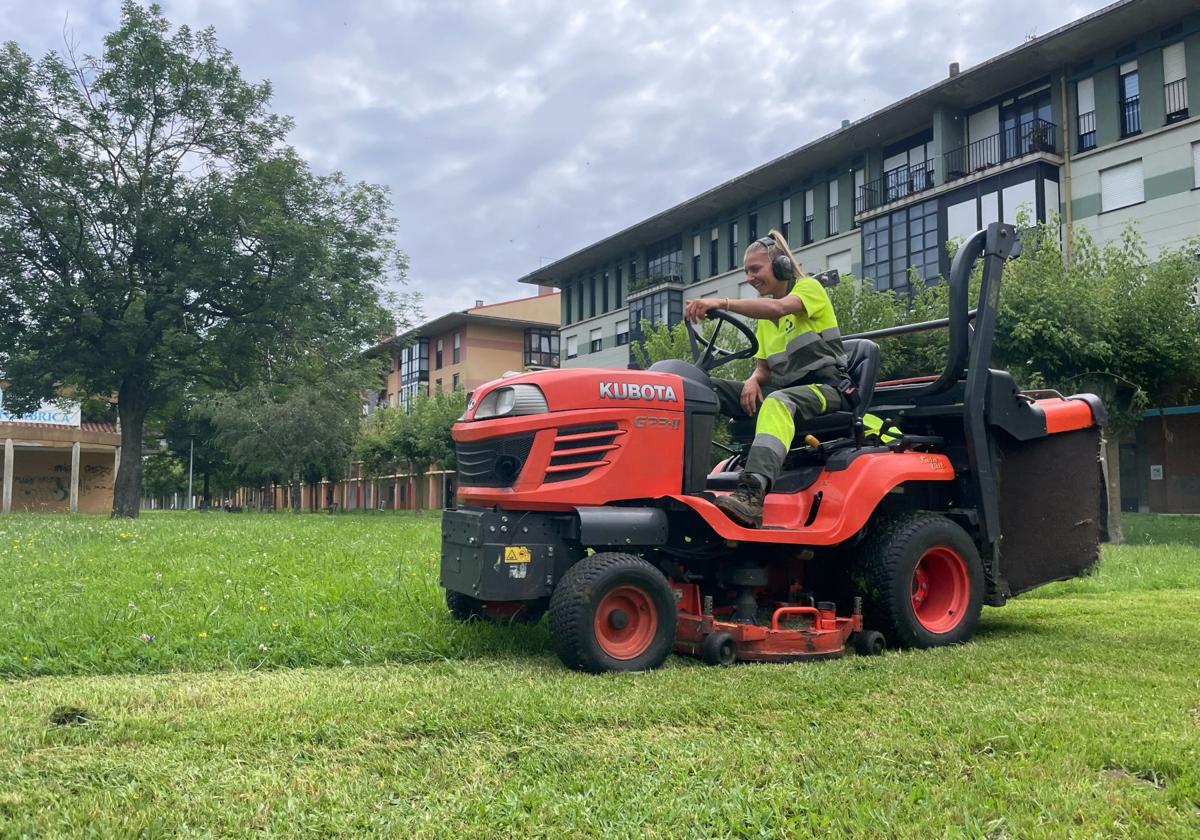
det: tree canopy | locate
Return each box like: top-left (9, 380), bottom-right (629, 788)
top-left (0, 2), bottom-right (407, 516)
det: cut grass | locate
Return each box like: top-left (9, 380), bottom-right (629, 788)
top-left (1, 511), bottom-right (1198, 837)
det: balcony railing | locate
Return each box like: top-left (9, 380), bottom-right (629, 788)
top-left (943, 119), bottom-right (1058, 183)
top-left (1120, 96), bottom-right (1141, 137)
top-left (1078, 111), bottom-right (1096, 151)
top-left (627, 269), bottom-right (683, 295)
top-left (1165, 79), bottom-right (1189, 123)
top-left (856, 159), bottom-right (934, 214)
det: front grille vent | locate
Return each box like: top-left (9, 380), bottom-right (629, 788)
top-left (545, 423), bottom-right (622, 483)
top-left (456, 433), bottom-right (535, 488)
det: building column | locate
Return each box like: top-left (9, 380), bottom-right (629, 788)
top-left (2, 439), bottom-right (13, 514)
top-left (69, 442), bottom-right (81, 513)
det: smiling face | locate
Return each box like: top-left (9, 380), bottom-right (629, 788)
top-left (743, 244), bottom-right (789, 298)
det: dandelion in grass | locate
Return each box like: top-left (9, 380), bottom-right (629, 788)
top-left (271, 620), bottom-right (280, 629)
top-left (197, 631), bottom-right (208, 639)
top-left (258, 604), bottom-right (268, 613)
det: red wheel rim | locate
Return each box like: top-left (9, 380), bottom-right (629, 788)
top-left (594, 585), bottom-right (658, 660)
top-left (911, 546), bottom-right (970, 634)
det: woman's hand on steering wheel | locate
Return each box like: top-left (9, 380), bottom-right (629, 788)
top-left (684, 297), bottom-right (722, 323)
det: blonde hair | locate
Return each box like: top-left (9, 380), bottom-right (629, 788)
top-left (744, 228), bottom-right (802, 280)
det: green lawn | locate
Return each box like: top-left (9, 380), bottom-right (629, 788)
top-left (1, 511), bottom-right (1198, 838)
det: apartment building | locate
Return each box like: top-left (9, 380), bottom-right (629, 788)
top-left (516, 0), bottom-right (1199, 512)
top-left (519, 0), bottom-right (1197, 373)
top-left (368, 287), bottom-right (560, 412)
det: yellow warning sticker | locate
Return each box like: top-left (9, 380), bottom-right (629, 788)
top-left (504, 546), bottom-right (532, 564)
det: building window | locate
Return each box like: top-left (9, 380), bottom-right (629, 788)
top-left (615, 319), bottom-right (629, 346)
top-left (399, 337), bottom-right (430, 411)
top-left (628, 289), bottom-right (682, 344)
top-left (803, 189), bottom-right (815, 244)
top-left (588, 277), bottom-right (596, 319)
top-left (435, 338), bottom-right (443, 368)
top-left (1000, 88), bottom-right (1052, 160)
top-left (1100, 159), bottom-right (1144, 212)
top-left (566, 335), bottom-right (578, 359)
top-left (452, 373), bottom-right (460, 390)
top-left (691, 234), bottom-right (701, 283)
top-left (862, 199), bottom-right (940, 291)
top-left (748, 212), bottom-right (758, 242)
top-left (728, 221), bottom-right (739, 271)
top-left (1077, 77), bottom-right (1096, 151)
top-left (1119, 62), bottom-right (1140, 137)
top-left (646, 235), bottom-right (683, 280)
top-left (601, 271), bottom-right (609, 313)
top-left (576, 279), bottom-right (584, 322)
top-left (828, 180), bottom-right (840, 236)
top-left (709, 228), bottom-right (718, 278)
top-left (781, 198), bottom-right (791, 241)
top-left (628, 258), bottom-right (637, 286)
top-left (562, 287), bottom-right (572, 326)
top-left (1164, 43), bottom-right (1188, 123)
top-left (524, 328), bottom-right (560, 368)
top-left (589, 327), bottom-right (603, 353)
top-left (435, 378), bottom-right (442, 393)
top-left (452, 331), bottom-right (461, 364)
top-left (615, 266), bottom-right (624, 306)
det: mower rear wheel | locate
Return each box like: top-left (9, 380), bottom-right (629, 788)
top-left (859, 513), bottom-right (983, 649)
top-left (549, 553), bottom-right (676, 673)
top-left (445, 590), bottom-right (546, 624)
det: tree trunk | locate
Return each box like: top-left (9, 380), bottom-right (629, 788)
top-left (326, 480), bottom-right (335, 513)
top-left (292, 471), bottom-right (301, 512)
top-left (1102, 430), bottom-right (1124, 544)
top-left (112, 377), bottom-right (149, 518)
top-left (202, 472), bottom-right (211, 509)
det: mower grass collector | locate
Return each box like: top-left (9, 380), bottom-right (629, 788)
top-left (440, 224), bottom-right (1107, 672)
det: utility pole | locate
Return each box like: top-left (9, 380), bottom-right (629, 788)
top-left (188, 437), bottom-right (194, 510)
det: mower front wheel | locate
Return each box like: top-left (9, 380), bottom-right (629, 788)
top-left (548, 553), bottom-right (677, 673)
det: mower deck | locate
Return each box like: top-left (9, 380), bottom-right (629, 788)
top-left (671, 582), bottom-right (862, 663)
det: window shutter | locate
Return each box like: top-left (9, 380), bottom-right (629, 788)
top-left (1192, 142), bottom-right (1199, 188)
top-left (1076, 77), bottom-right (1095, 114)
top-left (1100, 160), bottom-right (1144, 211)
top-left (804, 190), bottom-right (814, 216)
top-left (1119, 60), bottom-right (1137, 76)
top-left (828, 179), bottom-right (839, 207)
top-left (782, 198), bottom-right (791, 224)
top-left (1163, 43), bottom-right (1186, 84)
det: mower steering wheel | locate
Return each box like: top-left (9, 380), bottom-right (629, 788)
top-left (687, 309), bottom-right (759, 373)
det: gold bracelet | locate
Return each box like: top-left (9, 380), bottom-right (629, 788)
top-left (723, 297), bottom-right (730, 310)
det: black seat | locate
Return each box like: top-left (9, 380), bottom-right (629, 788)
top-left (728, 338), bottom-right (881, 447)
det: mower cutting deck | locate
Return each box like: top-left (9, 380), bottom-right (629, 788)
top-left (439, 224), bottom-right (1108, 672)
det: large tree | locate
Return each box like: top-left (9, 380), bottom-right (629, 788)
top-left (0, 3), bottom-right (404, 516)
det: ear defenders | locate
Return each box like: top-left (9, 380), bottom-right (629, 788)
top-left (756, 235), bottom-right (796, 283)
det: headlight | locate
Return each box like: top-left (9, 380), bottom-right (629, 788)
top-left (473, 384), bottom-right (547, 420)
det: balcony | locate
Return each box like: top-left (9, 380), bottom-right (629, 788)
top-left (627, 266), bottom-right (683, 297)
top-left (1120, 96), bottom-right (1141, 137)
top-left (856, 159), bottom-right (935, 215)
top-left (1078, 111), bottom-right (1096, 151)
top-left (1165, 79), bottom-right (1189, 123)
top-left (942, 119), bottom-right (1059, 183)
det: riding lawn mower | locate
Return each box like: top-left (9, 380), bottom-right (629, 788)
top-left (440, 224), bottom-right (1108, 672)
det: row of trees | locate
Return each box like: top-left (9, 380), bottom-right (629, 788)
top-left (633, 220), bottom-right (1200, 541)
top-left (0, 3), bottom-right (416, 516)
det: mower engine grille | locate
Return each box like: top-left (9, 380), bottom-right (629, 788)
top-left (456, 432), bottom-right (536, 488)
top-left (545, 422), bottom-right (622, 483)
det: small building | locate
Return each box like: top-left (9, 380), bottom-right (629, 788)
top-left (1123, 407), bottom-right (1200, 513)
top-left (0, 393), bottom-right (121, 514)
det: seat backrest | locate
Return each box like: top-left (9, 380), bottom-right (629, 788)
top-left (842, 339), bottom-right (880, 418)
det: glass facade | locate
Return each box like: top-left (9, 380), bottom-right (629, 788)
top-left (862, 200), bottom-right (940, 291)
top-left (399, 337), bottom-right (430, 411)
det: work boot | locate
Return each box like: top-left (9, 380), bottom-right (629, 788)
top-left (714, 474), bottom-right (765, 528)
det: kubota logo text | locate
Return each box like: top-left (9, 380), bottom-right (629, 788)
top-left (599, 381), bottom-right (678, 402)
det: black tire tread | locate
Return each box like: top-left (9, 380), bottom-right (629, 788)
top-left (548, 552), bottom-right (676, 673)
top-left (858, 512), bottom-right (983, 649)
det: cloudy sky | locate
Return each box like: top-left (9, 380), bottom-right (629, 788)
top-left (2, 0), bottom-right (1111, 320)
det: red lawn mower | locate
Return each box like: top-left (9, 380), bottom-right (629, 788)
top-left (440, 224), bottom-right (1108, 672)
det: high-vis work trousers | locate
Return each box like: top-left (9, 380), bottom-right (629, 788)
top-left (711, 378), bottom-right (844, 483)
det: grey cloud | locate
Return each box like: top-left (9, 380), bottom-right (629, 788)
top-left (3, 0), bottom-right (1113, 318)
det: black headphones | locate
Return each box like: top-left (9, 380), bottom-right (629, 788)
top-left (756, 235), bottom-right (796, 283)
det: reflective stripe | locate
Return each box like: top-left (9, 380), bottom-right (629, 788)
top-left (808, 384), bottom-right (827, 412)
top-left (751, 432), bottom-right (788, 458)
